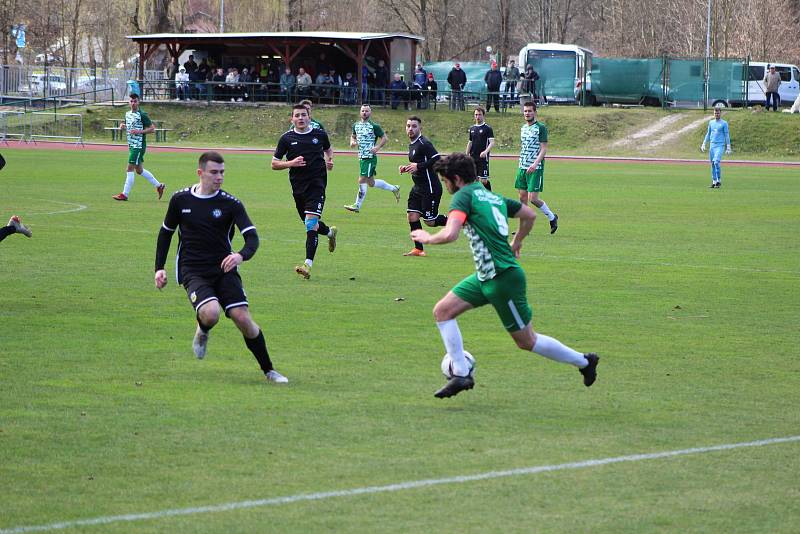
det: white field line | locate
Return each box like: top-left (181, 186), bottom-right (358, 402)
top-left (24, 199), bottom-right (88, 216)
top-left (2, 435), bottom-right (799, 534)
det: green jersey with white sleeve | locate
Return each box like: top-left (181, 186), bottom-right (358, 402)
top-left (449, 182), bottom-right (523, 281)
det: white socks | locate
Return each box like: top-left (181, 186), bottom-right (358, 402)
top-left (436, 319), bottom-right (471, 376)
top-left (532, 334), bottom-right (587, 367)
top-left (123, 169), bottom-right (160, 196)
top-left (373, 179), bottom-right (396, 191)
top-left (355, 183), bottom-right (368, 208)
top-left (141, 168), bottom-right (160, 187)
top-left (123, 172), bottom-right (135, 195)
top-left (538, 201), bottom-right (556, 221)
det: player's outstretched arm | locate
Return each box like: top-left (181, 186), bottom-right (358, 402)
top-left (412, 211), bottom-right (464, 245)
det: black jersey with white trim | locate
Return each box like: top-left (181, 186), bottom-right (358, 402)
top-left (273, 127), bottom-right (331, 193)
top-left (161, 185), bottom-right (256, 275)
top-left (468, 123), bottom-right (494, 159)
top-left (407, 135), bottom-right (441, 193)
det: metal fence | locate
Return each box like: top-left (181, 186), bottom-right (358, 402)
top-left (0, 110), bottom-right (84, 144)
top-left (0, 64), bottom-right (163, 101)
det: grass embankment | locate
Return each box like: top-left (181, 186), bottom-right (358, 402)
top-left (79, 102), bottom-right (800, 160)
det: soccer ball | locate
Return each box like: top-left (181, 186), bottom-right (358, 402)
top-left (441, 351), bottom-right (476, 379)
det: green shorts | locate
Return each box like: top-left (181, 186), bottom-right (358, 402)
top-left (128, 147), bottom-right (146, 165)
top-left (514, 166), bottom-right (544, 192)
top-left (452, 267), bottom-right (532, 332)
top-left (359, 156), bottom-right (378, 178)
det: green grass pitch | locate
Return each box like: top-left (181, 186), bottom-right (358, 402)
top-left (0, 148), bottom-right (799, 532)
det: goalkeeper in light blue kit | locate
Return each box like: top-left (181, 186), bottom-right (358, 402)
top-left (700, 107), bottom-right (731, 188)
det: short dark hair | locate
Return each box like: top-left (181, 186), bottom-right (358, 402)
top-left (407, 115), bottom-right (422, 124)
top-left (360, 103), bottom-right (371, 109)
top-left (129, 93), bottom-right (139, 100)
top-left (433, 153), bottom-right (477, 184)
top-left (474, 106), bottom-right (486, 115)
top-left (292, 103), bottom-right (309, 114)
top-left (199, 151), bottom-right (224, 169)
top-left (522, 101), bottom-right (537, 111)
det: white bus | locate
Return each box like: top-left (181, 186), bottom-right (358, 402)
top-left (517, 43), bottom-right (593, 104)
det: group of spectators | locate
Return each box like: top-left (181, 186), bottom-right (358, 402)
top-left (166, 55), bottom-right (285, 102)
top-left (164, 53), bottom-right (543, 109)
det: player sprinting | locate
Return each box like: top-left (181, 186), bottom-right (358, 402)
top-left (700, 106), bottom-right (732, 188)
top-left (516, 101), bottom-right (557, 234)
top-left (272, 104), bottom-right (338, 280)
top-left (411, 153), bottom-right (598, 398)
top-left (344, 104), bottom-right (400, 213)
top-left (154, 151), bottom-right (288, 384)
top-left (0, 215), bottom-right (32, 242)
top-left (400, 116), bottom-right (447, 257)
top-left (112, 93), bottom-right (165, 201)
top-left (466, 107), bottom-right (495, 191)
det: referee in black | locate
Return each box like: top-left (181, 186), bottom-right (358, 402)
top-left (399, 116), bottom-right (447, 257)
top-left (272, 104), bottom-right (337, 280)
top-left (155, 151), bottom-right (288, 384)
top-left (466, 107), bottom-right (496, 191)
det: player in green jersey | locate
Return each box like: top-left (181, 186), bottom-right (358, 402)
top-left (112, 94), bottom-right (165, 201)
top-left (515, 101), bottom-right (557, 233)
top-left (344, 104), bottom-right (400, 212)
top-left (411, 152), bottom-right (598, 399)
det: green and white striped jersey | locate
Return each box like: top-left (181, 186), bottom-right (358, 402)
top-left (125, 109), bottom-right (152, 149)
top-left (518, 121), bottom-right (547, 170)
top-left (352, 120), bottom-right (385, 159)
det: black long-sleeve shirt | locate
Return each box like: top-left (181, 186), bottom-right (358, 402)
top-left (408, 135), bottom-right (441, 194)
top-left (155, 185), bottom-right (258, 282)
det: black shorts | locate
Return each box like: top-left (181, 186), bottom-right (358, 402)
top-left (293, 183), bottom-right (326, 219)
top-left (472, 157), bottom-right (489, 179)
top-left (182, 269), bottom-right (248, 316)
top-left (407, 184), bottom-right (442, 221)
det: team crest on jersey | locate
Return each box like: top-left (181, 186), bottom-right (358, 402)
top-left (312, 137), bottom-right (319, 144)
top-left (212, 209), bottom-right (222, 218)
top-left (190, 291), bottom-right (197, 303)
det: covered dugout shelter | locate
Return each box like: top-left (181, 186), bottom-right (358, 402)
top-left (128, 31), bottom-right (424, 103)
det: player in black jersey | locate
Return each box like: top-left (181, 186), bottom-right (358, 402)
top-left (399, 116), bottom-right (447, 256)
top-left (466, 107), bottom-right (495, 190)
top-left (272, 104), bottom-right (337, 280)
top-left (155, 151), bottom-right (288, 384)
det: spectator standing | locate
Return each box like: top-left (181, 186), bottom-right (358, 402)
top-left (166, 59), bottom-right (179, 99)
top-left (296, 67), bottom-right (312, 98)
top-left (226, 68), bottom-right (241, 102)
top-left (196, 59), bottom-right (211, 99)
top-left (342, 72), bottom-right (357, 104)
top-left (240, 67), bottom-right (253, 100)
top-left (175, 66), bottom-right (190, 101)
top-left (522, 64), bottom-right (540, 103)
top-left (424, 72), bottom-right (438, 109)
top-left (374, 59), bottom-right (389, 104)
top-left (280, 67), bottom-right (296, 101)
top-left (504, 59), bottom-right (520, 107)
top-left (414, 64), bottom-right (427, 87)
top-left (390, 73), bottom-right (409, 110)
top-left (763, 65), bottom-right (781, 111)
top-left (183, 54), bottom-right (198, 75)
top-left (447, 63), bottom-right (467, 111)
top-left (484, 62), bottom-right (503, 112)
